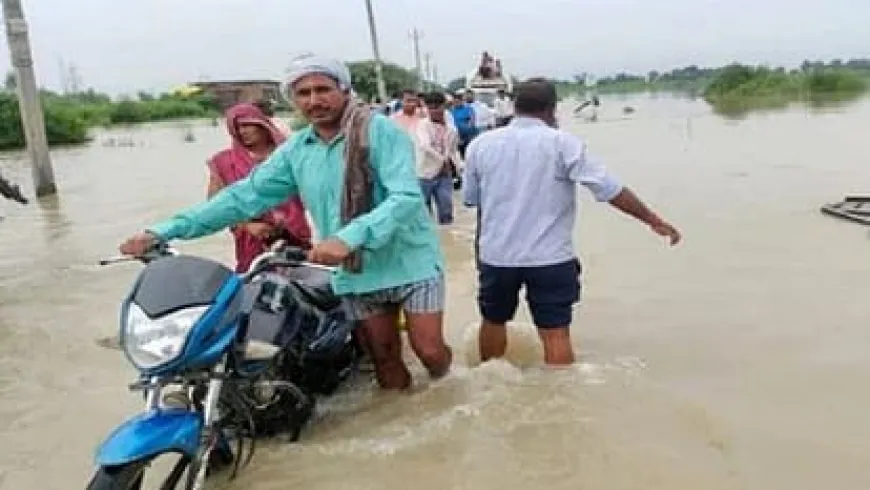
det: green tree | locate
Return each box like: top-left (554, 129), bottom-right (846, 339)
top-left (703, 64), bottom-right (757, 98)
top-left (347, 60), bottom-right (419, 101)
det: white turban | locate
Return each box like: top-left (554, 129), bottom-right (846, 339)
top-left (285, 54), bottom-right (352, 91)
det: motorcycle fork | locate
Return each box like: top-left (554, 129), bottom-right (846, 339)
top-left (186, 357), bottom-right (227, 490)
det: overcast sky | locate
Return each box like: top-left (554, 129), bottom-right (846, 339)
top-left (3, 0), bottom-right (868, 95)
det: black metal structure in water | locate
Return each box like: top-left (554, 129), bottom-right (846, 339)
top-left (820, 196), bottom-right (870, 225)
top-left (0, 171), bottom-right (27, 205)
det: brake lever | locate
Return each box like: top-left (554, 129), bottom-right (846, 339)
top-left (296, 261), bottom-right (337, 273)
top-left (98, 243), bottom-right (177, 267)
top-left (98, 256), bottom-right (138, 266)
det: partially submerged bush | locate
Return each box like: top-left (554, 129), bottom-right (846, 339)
top-left (703, 64), bottom-right (868, 109)
top-left (0, 93), bottom-right (90, 150)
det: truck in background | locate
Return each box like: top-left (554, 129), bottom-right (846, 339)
top-left (464, 51), bottom-right (513, 109)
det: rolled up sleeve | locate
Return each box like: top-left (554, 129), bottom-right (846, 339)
top-left (557, 132), bottom-right (623, 202)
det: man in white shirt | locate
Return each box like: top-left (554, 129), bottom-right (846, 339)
top-left (494, 89), bottom-right (514, 127)
top-left (390, 89), bottom-right (423, 134)
top-left (463, 78), bottom-right (681, 366)
top-left (415, 92), bottom-right (462, 225)
top-left (464, 90), bottom-right (496, 131)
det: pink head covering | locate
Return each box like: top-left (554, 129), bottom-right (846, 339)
top-left (208, 103), bottom-right (312, 272)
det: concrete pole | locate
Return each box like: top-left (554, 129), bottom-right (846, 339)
top-left (2, 0), bottom-right (56, 197)
top-left (409, 28), bottom-right (424, 92)
top-left (363, 0), bottom-right (388, 103)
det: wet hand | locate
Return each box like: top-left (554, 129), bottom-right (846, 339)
top-left (650, 219), bottom-right (682, 246)
top-left (119, 232), bottom-right (159, 256)
top-left (307, 239), bottom-right (351, 266)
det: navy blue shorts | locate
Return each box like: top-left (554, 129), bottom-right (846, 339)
top-left (477, 259), bottom-right (582, 329)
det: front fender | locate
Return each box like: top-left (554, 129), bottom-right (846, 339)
top-left (95, 409), bottom-right (202, 466)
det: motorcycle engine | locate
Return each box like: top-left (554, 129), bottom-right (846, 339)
top-left (244, 357), bottom-right (315, 440)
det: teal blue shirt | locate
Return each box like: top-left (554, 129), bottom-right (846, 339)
top-left (150, 114), bottom-right (444, 295)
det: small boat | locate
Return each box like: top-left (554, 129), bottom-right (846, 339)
top-left (820, 196), bottom-right (870, 225)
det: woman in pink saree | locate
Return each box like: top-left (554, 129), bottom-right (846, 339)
top-left (207, 103), bottom-right (312, 272)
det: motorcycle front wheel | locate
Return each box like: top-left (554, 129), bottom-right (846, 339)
top-left (87, 445), bottom-right (235, 490)
top-left (86, 460), bottom-right (150, 490)
top-left (88, 456), bottom-right (194, 490)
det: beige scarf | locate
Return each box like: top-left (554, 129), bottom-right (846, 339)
top-left (339, 98), bottom-right (375, 273)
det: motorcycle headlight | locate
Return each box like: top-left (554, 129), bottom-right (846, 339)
top-left (122, 303), bottom-right (211, 370)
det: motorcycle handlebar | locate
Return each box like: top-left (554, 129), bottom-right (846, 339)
top-left (100, 238), bottom-right (337, 277)
top-left (244, 240), bottom-right (337, 279)
top-left (99, 241), bottom-right (178, 266)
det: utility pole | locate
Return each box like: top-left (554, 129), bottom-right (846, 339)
top-left (409, 28), bottom-right (424, 92)
top-left (2, 0), bottom-right (56, 197)
top-left (432, 62), bottom-right (439, 87)
top-left (423, 52), bottom-right (432, 91)
top-left (57, 57), bottom-right (67, 94)
top-left (363, 0), bottom-right (388, 103)
top-left (67, 63), bottom-right (81, 94)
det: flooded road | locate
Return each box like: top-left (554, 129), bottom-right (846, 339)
top-left (2, 95), bottom-right (870, 490)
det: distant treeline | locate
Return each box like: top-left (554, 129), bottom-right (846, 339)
top-left (557, 58), bottom-right (870, 96)
top-left (0, 59), bottom-right (429, 151)
top-left (3, 58), bottom-right (867, 151)
top-left (701, 63), bottom-right (868, 115)
top-left (0, 84), bottom-right (220, 150)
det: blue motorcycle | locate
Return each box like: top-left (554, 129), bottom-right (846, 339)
top-left (87, 241), bottom-right (364, 489)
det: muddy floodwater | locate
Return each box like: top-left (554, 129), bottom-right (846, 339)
top-left (2, 95), bottom-right (870, 490)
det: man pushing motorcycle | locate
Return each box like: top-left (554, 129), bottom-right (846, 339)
top-left (120, 55), bottom-right (452, 390)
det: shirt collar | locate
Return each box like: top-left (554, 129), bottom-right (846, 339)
top-left (299, 125), bottom-right (317, 144)
top-left (509, 116), bottom-right (548, 128)
top-left (300, 124), bottom-right (345, 146)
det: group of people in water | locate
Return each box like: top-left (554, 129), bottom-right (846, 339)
top-left (119, 54), bottom-right (681, 391)
top-left (376, 87), bottom-right (514, 224)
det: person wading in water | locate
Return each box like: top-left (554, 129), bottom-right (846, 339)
top-left (463, 78), bottom-right (681, 366)
top-left (415, 92), bottom-right (461, 225)
top-left (120, 56), bottom-right (452, 390)
top-left (207, 103), bottom-right (312, 272)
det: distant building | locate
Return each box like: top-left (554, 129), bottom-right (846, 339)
top-left (190, 80), bottom-right (282, 110)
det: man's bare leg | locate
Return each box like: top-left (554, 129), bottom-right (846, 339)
top-left (361, 312), bottom-right (412, 390)
top-left (405, 310), bottom-right (452, 378)
top-left (479, 319), bottom-right (508, 362)
top-left (538, 327), bottom-right (575, 366)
